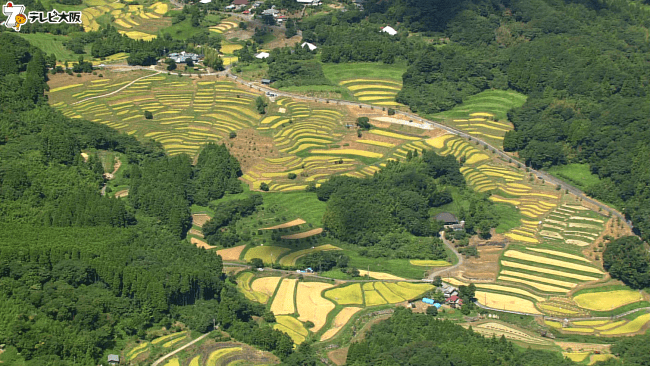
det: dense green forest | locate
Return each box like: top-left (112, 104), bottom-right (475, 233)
top-left (346, 308), bottom-right (577, 366)
top-left (603, 236), bottom-right (650, 289)
top-left (0, 33), bottom-right (294, 366)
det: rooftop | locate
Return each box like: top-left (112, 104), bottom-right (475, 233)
top-left (434, 212), bottom-right (458, 223)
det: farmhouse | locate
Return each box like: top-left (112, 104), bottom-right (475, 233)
top-left (168, 52), bottom-right (200, 63)
top-left (446, 295), bottom-right (463, 309)
top-left (262, 6), bottom-right (280, 16)
top-left (301, 42), bottom-right (318, 51)
top-left (441, 283), bottom-right (458, 298)
top-left (232, 0), bottom-right (249, 8)
top-left (108, 354), bottom-right (120, 365)
top-left (434, 212), bottom-right (465, 231)
top-left (261, 79), bottom-right (271, 85)
top-left (381, 25), bottom-right (397, 36)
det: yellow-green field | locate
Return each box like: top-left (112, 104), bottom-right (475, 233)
top-left (278, 244), bottom-right (342, 265)
top-left (573, 290), bottom-right (644, 311)
top-left (80, 0), bottom-right (170, 40)
top-left (339, 78), bottom-right (403, 106)
top-left (274, 316), bottom-right (308, 344)
top-left (244, 246), bottom-right (291, 265)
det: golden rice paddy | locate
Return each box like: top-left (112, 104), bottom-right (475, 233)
top-left (324, 284), bottom-right (364, 305)
top-left (500, 270), bottom-right (576, 288)
top-left (215, 245), bottom-right (246, 261)
top-left (503, 251), bottom-right (603, 275)
top-left (274, 316), bottom-right (308, 344)
top-left (573, 290), bottom-right (644, 311)
top-left (369, 129), bottom-right (422, 140)
top-left (500, 260), bottom-right (599, 281)
top-left (280, 228), bottom-right (324, 240)
top-left (250, 277), bottom-right (281, 300)
top-left (527, 248), bottom-right (591, 263)
top-left (563, 353), bottom-right (590, 362)
top-left (270, 278), bottom-right (298, 315)
top-left (498, 276), bottom-right (569, 293)
top-left (296, 282), bottom-right (335, 332)
top-left (476, 284), bottom-right (545, 302)
top-left (310, 149), bottom-right (383, 158)
top-left (206, 347), bottom-right (242, 365)
top-left (151, 331), bottom-right (187, 345)
top-left (409, 259), bottom-right (451, 266)
top-left (475, 291), bottom-right (541, 314)
top-left (260, 219), bottom-right (306, 230)
top-left (358, 270), bottom-right (405, 281)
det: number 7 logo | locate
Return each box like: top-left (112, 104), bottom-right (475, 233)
top-left (3, 2), bottom-right (27, 31)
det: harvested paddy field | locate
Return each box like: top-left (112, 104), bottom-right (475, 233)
top-left (216, 245), bottom-right (246, 261)
top-left (296, 282), bottom-right (336, 332)
top-left (250, 277), bottom-right (282, 299)
top-left (358, 270), bottom-right (406, 280)
top-left (320, 307), bottom-right (363, 341)
top-left (270, 279), bottom-right (298, 315)
top-left (573, 289), bottom-right (644, 311)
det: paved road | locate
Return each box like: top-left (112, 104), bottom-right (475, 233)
top-left (151, 333), bottom-right (209, 366)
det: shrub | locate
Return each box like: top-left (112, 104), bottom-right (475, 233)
top-left (287, 173), bottom-right (297, 180)
top-left (260, 182), bottom-right (269, 191)
top-left (229, 131), bottom-right (237, 139)
top-left (387, 108), bottom-right (395, 115)
top-left (426, 306), bottom-right (438, 316)
top-left (144, 111), bottom-right (153, 119)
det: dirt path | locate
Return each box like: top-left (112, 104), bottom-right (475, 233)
top-left (72, 71), bottom-right (163, 105)
top-left (151, 333), bottom-right (209, 366)
top-left (427, 231), bottom-right (463, 280)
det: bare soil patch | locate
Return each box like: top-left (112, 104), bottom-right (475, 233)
top-left (114, 189), bottom-right (129, 198)
top-left (266, 32), bottom-right (302, 50)
top-left (223, 266), bottom-right (248, 276)
top-left (227, 128), bottom-right (279, 172)
top-left (191, 237), bottom-right (216, 250)
top-left (457, 246), bottom-right (504, 281)
top-left (261, 219), bottom-right (306, 230)
top-left (189, 228), bottom-right (203, 238)
top-left (281, 228), bottom-right (323, 239)
top-left (328, 347), bottom-right (349, 366)
top-left (192, 214), bottom-right (211, 227)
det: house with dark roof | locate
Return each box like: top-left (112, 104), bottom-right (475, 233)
top-left (434, 212), bottom-right (465, 231)
top-left (232, 0), bottom-right (249, 5)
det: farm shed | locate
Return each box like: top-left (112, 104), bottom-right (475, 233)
top-left (434, 212), bottom-right (458, 225)
top-left (108, 354), bottom-right (120, 364)
top-left (261, 79), bottom-right (271, 85)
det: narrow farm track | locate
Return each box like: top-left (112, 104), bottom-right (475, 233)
top-left (151, 333), bottom-right (209, 366)
top-left (72, 70), bottom-right (164, 105)
top-left (427, 231), bottom-right (463, 280)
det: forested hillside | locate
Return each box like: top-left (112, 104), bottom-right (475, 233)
top-left (346, 308), bottom-right (576, 366)
top-left (298, 0), bottom-right (650, 240)
top-left (0, 33), bottom-right (294, 366)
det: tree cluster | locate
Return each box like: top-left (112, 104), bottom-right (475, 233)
top-left (346, 307), bottom-right (577, 366)
top-left (603, 236), bottom-right (650, 289)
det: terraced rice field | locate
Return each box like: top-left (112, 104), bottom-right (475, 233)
top-left (424, 135), bottom-right (490, 165)
top-left (433, 89), bottom-right (527, 149)
top-left (325, 283), bottom-right (364, 305)
top-left (409, 259), bottom-right (451, 266)
top-left (296, 282), bottom-right (335, 332)
top-left (338, 78), bottom-right (403, 106)
top-left (475, 291), bottom-right (541, 314)
top-left (261, 219), bottom-right (306, 230)
top-left (358, 270), bottom-right (405, 280)
top-left (209, 20), bottom-right (239, 34)
top-left (216, 245), bottom-right (246, 261)
top-left (206, 347), bottom-right (242, 365)
top-left (237, 272), bottom-right (270, 303)
top-left (250, 276), bottom-right (281, 302)
top-left (49, 75), bottom-right (266, 157)
top-left (126, 342), bottom-right (149, 361)
top-left (280, 227), bottom-right (324, 239)
top-left (497, 246), bottom-right (603, 296)
top-left (469, 322), bottom-right (552, 345)
top-left (563, 353), bottom-right (590, 362)
top-left (270, 279), bottom-right (298, 315)
top-left (540, 204), bottom-right (606, 246)
top-left (274, 316), bottom-right (308, 344)
top-left (549, 312), bottom-right (650, 336)
top-left (573, 290), bottom-right (644, 311)
top-left (320, 307), bottom-right (363, 341)
top-left (243, 246), bottom-right (290, 265)
top-left (81, 0), bottom-right (169, 40)
top-left (151, 331), bottom-right (187, 345)
top-left (278, 244), bottom-right (342, 266)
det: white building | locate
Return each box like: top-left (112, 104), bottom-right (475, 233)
top-left (381, 25), bottom-right (397, 36)
top-left (199, 0), bottom-right (211, 3)
top-left (296, 0), bottom-right (321, 5)
top-left (301, 42), bottom-right (317, 51)
top-left (255, 52), bottom-right (270, 59)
